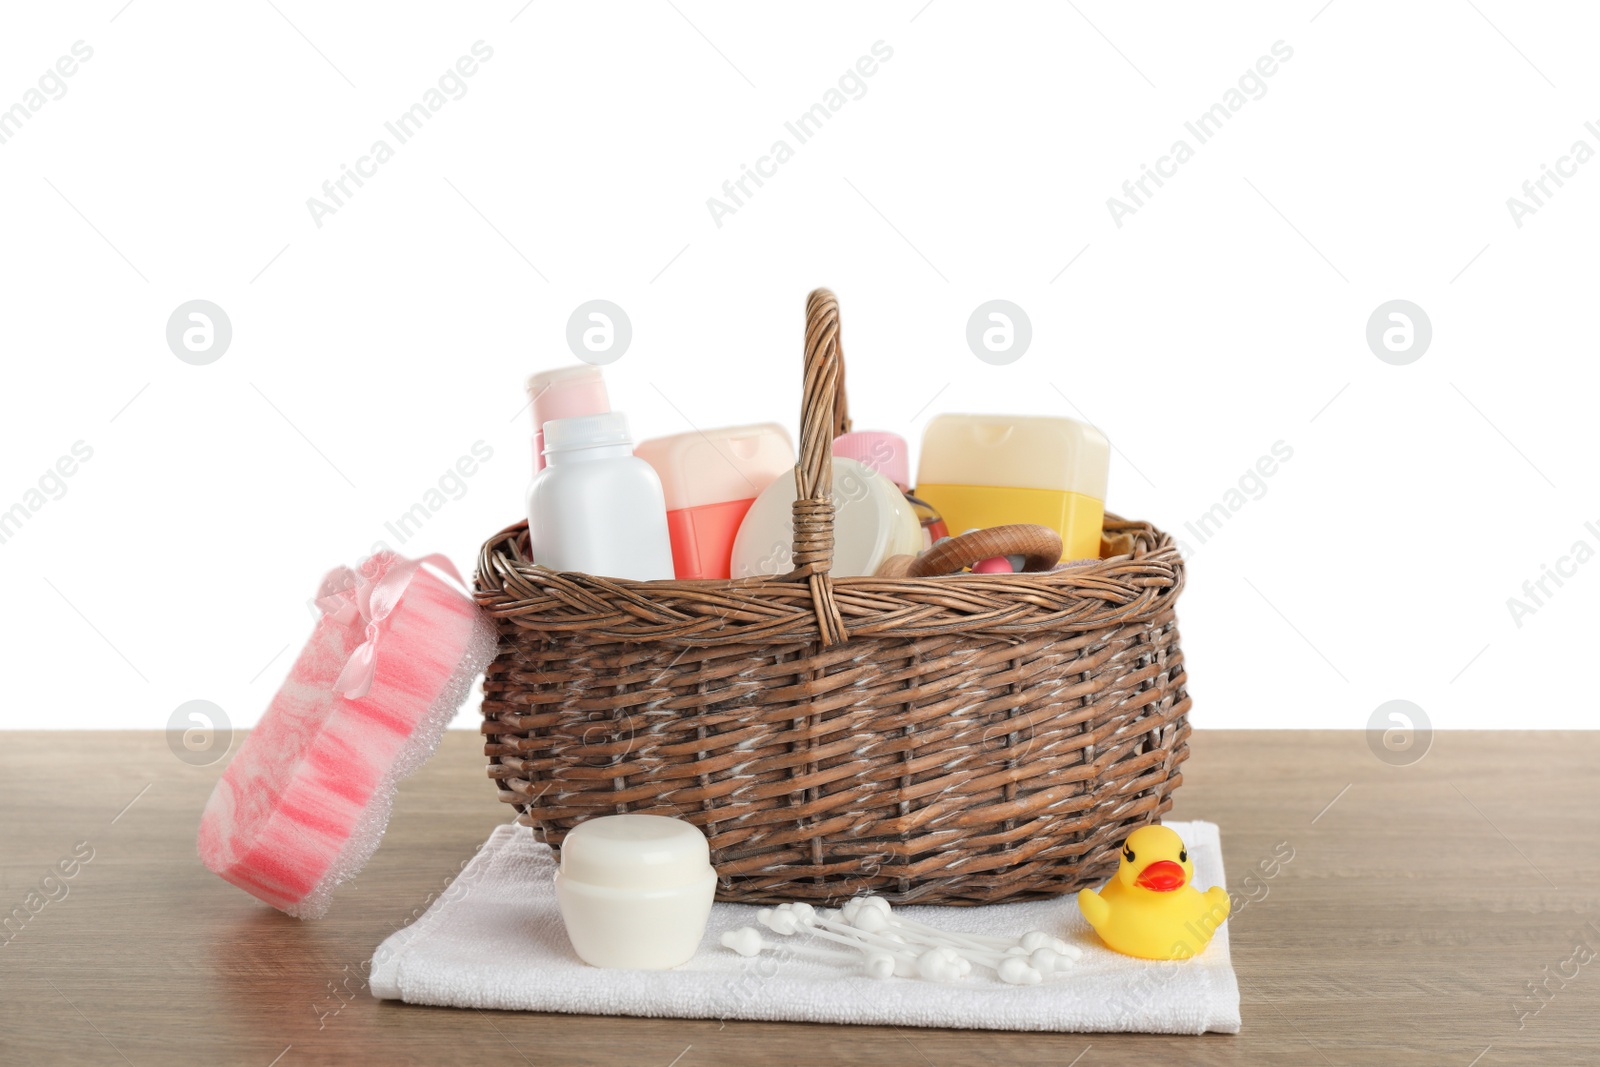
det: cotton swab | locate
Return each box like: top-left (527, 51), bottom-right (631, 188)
top-left (843, 896), bottom-right (1078, 960)
top-left (733, 899), bottom-right (1078, 985)
top-left (722, 926), bottom-right (862, 966)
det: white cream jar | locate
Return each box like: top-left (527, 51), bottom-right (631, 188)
top-left (553, 814), bottom-right (718, 970)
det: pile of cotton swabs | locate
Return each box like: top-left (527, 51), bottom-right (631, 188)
top-left (721, 897), bottom-right (1082, 984)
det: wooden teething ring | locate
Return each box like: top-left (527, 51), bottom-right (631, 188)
top-left (906, 524), bottom-right (1064, 578)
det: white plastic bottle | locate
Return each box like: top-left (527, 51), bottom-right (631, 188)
top-left (526, 412), bottom-right (676, 581)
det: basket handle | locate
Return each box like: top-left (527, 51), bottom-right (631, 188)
top-left (789, 288), bottom-right (852, 646)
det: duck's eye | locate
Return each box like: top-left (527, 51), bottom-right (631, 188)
top-left (1179, 849), bottom-right (1188, 863)
top-left (1122, 847), bottom-right (1135, 863)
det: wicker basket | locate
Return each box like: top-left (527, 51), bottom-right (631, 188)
top-left (474, 288), bottom-right (1191, 905)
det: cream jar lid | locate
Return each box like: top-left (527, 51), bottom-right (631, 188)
top-left (730, 457), bottom-right (921, 578)
top-left (559, 814), bottom-right (712, 890)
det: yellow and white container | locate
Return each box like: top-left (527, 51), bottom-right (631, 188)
top-left (914, 414), bottom-right (1110, 562)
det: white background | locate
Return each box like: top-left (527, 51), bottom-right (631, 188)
top-left (2, 1), bottom-right (1595, 734)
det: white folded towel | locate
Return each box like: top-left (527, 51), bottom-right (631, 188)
top-left (370, 819), bottom-right (1239, 1034)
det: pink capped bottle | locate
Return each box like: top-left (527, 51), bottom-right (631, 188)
top-left (833, 431), bottom-right (948, 546)
top-left (527, 366), bottom-right (610, 474)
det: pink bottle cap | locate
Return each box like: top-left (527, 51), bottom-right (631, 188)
top-left (528, 366), bottom-right (610, 472)
top-left (833, 431), bottom-right (910, 493)
top-left (636, 424), bottom-right (795, 511)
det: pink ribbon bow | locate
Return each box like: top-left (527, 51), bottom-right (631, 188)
top-left (314, 552), bottom-right (468, 700)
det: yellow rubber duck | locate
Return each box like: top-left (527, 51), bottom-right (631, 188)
top-left (1076, 825), bottom-right (1231, 960)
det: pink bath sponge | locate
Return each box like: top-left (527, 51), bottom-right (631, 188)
top-left (199, 551), bottom-right (497, 918)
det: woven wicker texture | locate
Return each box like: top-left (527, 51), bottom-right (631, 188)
top-left (475, 289), bottom-right (1191, 904)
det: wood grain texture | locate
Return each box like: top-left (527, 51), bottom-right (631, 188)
top-left (1, 730), bottom-right (1596, 1066)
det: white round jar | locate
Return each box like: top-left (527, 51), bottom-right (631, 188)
top-left (553, 814), bottom-right (718, 970)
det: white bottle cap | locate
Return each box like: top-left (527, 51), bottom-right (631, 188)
top-left (544, 411), bottom-right (634, 454)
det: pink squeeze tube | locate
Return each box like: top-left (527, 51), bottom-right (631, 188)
top-left (527, 366), bottom-right (609, 473)
top-left (635, 424), bottom-right (794, 580)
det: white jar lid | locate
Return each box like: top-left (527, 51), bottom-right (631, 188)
top-left (559, 814), bottom-right (712, 890)
top-left (730, 457), bottom-right (922, 578)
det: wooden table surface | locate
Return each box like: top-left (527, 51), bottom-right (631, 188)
top-left (2, 730), bottom-right (1595, 1066)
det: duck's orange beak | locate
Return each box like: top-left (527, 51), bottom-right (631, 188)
top-left (1134, 860), bottom-right (1186, 892)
